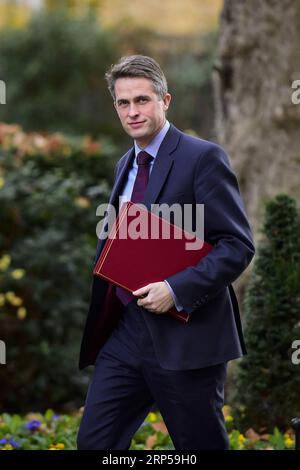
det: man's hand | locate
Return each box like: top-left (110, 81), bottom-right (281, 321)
top-left (132, 282), bottom-right (175, 314)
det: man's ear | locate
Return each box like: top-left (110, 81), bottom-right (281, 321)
top-left (163, 93), bottom-right (171, 111)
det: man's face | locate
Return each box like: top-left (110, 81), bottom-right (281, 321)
top-left (114, 77), bottom-right (171, 148)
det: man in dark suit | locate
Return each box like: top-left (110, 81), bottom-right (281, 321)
top-left (77, 55), bottom-right (255, 450)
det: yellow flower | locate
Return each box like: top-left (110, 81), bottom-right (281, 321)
top-left (0, 255), bottom-right (11, 271)
top-left (222, 405), bottom-right (232, 416)
top-left (284, 434), bottom-right (294, 448)
top-left (148, 412), bottom-right (157, 423)
top-left (238, 434), bottom-right (246, 446)
top-left (0, 294), bottom-right (5, 307)
top-left (11, 269), bottom-right (25, 280)
top-left (0, 176), bottom-right (5, 189)
top-left (17, 307), bottom-right (27, 319)
top-left (5, 291), bottom-right (23, 306)
top-left (74, 197), bottom-right (91, 209)
top-left (1, 444), bottom-right (13, 450)
top-left (5, 291), bottom-right (15, 302)
top-left (49, 443), bottom-right (65, 450)
top-left (225, 415), bottom-right (233, 423)
top-left (55, 443), bottom-right (65, 449)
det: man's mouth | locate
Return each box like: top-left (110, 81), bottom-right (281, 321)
top-left (128, 121), bottom-right (146, 128)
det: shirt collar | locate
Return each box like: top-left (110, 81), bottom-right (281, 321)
top-left (134, 120), bottom-right (170, 161)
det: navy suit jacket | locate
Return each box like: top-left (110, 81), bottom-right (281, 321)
top-left (78, 123), bottom-right (255, 370)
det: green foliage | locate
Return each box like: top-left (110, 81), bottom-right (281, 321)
top-left (0, 127), bottom-right (116, 412)
top-left (0, 12), bottom-right (217, 141)
top-left (233, 194), bottom-right (300, 431)
top-left (0, 409), bottom-right (295, 450)
top-left (0, 410), bottom-right (81, 450)
top-left (0, 12), bottom-right (120, 137)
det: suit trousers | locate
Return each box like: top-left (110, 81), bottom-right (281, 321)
top-left (77, 300), bottom-right (229, 450)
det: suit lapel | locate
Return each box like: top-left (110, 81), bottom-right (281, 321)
top-left (143, 123), bottom-right (181, 210)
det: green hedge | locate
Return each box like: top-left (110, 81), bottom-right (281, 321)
top-left (234, 194), bottom-right (300, 431)
top-left (0, 11), bottom-right (217, 141)
top-left (0, 12), bottom-right (120, 137)
top-left (0, 123), bottom-right (117, 412)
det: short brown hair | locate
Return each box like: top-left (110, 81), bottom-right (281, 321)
top-left (105, 55), bottom-right (168, 101)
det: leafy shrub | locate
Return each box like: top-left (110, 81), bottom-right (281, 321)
top-left (0, 407), bottom-right (295, 450)
top-left (233, 194), bottom-right (300, 430)
top-left (0, 11), bottom-right (217, 142)
top-left (0, 12), bottom-right (120, 137)
top-left (0, 123), bottom-right (117, 412)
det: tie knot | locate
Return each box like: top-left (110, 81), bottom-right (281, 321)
top-left (137, 151), bottom-right (153, 166)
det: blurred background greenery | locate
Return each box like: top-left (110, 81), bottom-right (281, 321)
top-left (0, 0), bottom-right (299, 440)
top-left (0, 0), bottom-right (221, 145)
top-left (0, 0), bottom-right (222, 414)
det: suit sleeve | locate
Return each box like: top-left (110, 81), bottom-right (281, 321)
top-left (165, 144), bottom-right (255, 314)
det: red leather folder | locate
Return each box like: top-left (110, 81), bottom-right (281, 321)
top-left (93, 201), bottom-right (213, 323)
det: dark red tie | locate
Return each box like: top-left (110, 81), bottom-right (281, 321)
top-left (116, 151), bottom-right (153, 305)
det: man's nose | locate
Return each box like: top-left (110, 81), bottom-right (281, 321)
top-left (128, 103), bottom-right (139, 117)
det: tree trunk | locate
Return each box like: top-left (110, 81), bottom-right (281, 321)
top-left (213, 0), bottom-right (300, 234)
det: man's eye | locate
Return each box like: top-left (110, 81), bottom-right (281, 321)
top-left (139, 98), bottom-right (147, 103)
